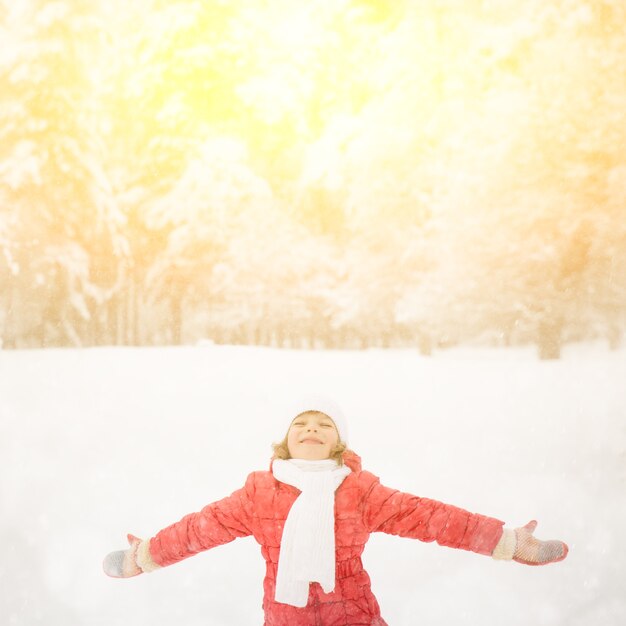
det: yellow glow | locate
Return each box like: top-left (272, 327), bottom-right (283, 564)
top-left (2, 0), bottom-right (624, 351)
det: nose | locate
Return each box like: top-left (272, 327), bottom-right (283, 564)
top-left (306, 425), bottom-right (318, 432)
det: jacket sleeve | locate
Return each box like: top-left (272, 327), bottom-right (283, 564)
top-left (147, 472), bottom-right (257, 568)
top-left (359, 471), bottom-right (504, 556)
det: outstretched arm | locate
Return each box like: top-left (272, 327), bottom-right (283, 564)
top-left (359, 472), bottom-right (568, 564)
top-left (103, 473), bottom-right (257, 578)
top-left (359, 472), bottom-right (504, 555)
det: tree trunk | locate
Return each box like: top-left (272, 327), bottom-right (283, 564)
top-left (108, 296), bottom-right (118, 345)
top-left (132, 274), bottom-right (140, 345)
top-left (608, 323), bottom-right (621, 351)
top-left (538, 317), bottom-right (562, 360)
top-left (3, 278), bottom-right (17, 348)
top-left (125, 271), bottom-right (140, 346)
top-left (171, 297), bottom-right (182, 345)
top-left (417, 331), bottom-right (432, 356)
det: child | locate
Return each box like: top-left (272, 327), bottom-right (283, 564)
top-left (103, 395), bottom-right (568, 625)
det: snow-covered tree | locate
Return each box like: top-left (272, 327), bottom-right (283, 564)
top-left (0, 0), bottom-right (121, 346)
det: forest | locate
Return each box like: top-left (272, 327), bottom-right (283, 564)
top-left (1, 0), bottom-right (625, 358)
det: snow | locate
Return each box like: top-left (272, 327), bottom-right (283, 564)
top-left (0, 342), bottom-right (624, 625)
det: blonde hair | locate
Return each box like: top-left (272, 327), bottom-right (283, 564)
top-left (272, 436), bottom-right (348, 466)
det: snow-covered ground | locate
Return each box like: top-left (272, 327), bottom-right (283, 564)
top-left (0, 342), bottom-right (624, 625)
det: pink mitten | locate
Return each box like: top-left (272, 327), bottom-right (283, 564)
top-left (103, 534), bottom-right (143, 578)
top-left (513, 521), bottom-right (568, 566)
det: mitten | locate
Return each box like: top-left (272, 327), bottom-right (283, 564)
top-left (103, 534), bottom-right (143, 578)
top-left (513, 520), bottom-right (568, 566)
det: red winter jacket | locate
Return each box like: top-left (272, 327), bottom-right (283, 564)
top-left (148, 451), bottom-right (504, 625)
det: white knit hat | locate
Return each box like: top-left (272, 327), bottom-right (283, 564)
top-left (286, 394), bottom-right (349, 444)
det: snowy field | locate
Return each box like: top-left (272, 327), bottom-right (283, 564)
top-left (0, 342), bottom-right (624, 625)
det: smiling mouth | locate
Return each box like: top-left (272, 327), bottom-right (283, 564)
top-left (300, 438), bottom-right (323, 444)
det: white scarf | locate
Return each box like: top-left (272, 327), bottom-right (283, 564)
top-left (272, 458), bottom-right (352, 607)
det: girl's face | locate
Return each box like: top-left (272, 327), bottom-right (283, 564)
top-left (287, 411), bottom-right (339, 461)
